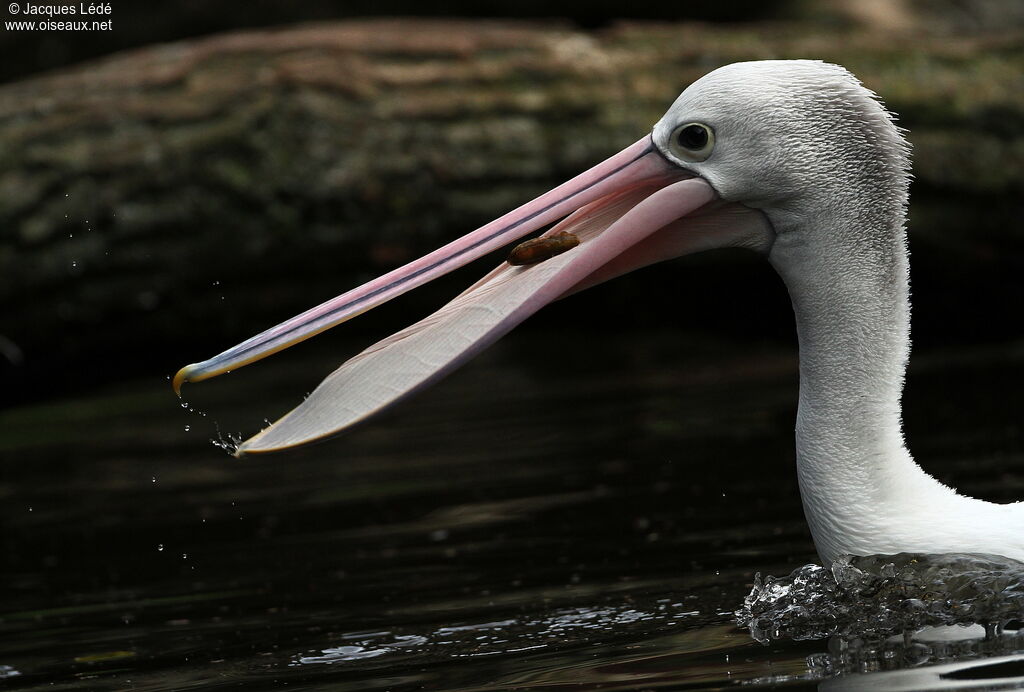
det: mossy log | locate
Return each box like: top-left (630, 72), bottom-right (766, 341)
top-left (0, 19), bottom-right (1021, 393)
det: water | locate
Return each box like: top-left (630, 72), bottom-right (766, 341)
top-left (739, 553), bottom-right (1024, 644)
top-left (2, 330), bottom-right (1022, 690)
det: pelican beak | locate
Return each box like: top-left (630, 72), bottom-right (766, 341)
top-left (174, 134), bottom-right (772, 455)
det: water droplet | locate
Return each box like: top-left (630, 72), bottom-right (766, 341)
top-left (151, 476), bottom-right (156, 483)
top-left (184, 425), bottom-right (190, 432)
top-left (71, 261), bottom-right (77, 267)
top-left (157, 544), bottom-right (164, 552)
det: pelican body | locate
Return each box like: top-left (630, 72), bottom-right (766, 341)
top-left (175, 61), bottom-right (1024, 564)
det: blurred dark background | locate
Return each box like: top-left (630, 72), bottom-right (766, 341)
top-left (0, 0), bottom-right (796, 85)
top-left (1, 0), bottom-right (1022, 406)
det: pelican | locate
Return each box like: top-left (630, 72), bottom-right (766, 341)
top-left (174, 60), bottom-right (1024, 564)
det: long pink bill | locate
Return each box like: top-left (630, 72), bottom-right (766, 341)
top-left (236, 177), bottom-right (717, 455)
top-left (173, 136), bottom-right (677, 395)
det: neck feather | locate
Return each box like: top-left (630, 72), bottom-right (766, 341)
top-left (769, 198), bottom-right (945, 561)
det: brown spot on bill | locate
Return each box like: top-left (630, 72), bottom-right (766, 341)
top-left (507, 231), bottom-right (580, 266)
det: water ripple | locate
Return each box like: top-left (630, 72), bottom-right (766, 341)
top-left (293, 601), bottom-right (704, 666)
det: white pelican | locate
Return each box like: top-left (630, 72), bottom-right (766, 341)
top-left (175, 60), bottom-right (1024, 564)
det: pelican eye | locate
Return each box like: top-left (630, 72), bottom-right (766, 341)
top-left (669, 122), bottom-right (715, 163)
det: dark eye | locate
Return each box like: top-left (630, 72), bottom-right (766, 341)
top-left (677, 124), bottom-right (708, 150)
top-left (668, 122), bottom-right (715, 163)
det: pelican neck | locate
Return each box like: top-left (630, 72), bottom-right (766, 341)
top-left (768, 202), bottom-right (935, 561)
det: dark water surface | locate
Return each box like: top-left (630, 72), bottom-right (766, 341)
top-left (2, 330), bottom-right (1023, 690)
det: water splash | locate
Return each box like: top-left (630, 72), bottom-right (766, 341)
top-left (210, 423), bottom-right (242, 456)
top-left (737, 553), bottom-right (1024, 644)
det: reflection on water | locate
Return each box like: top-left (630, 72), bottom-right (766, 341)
top-left (820, 653), bottom-right (1024, 692)
top-left (1, 331), bottom-right (1022, 690)
top-left (808, 629), bottom-right (1024, 680)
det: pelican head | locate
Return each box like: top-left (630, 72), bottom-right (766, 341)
top-left (175, 60), bottom-right (1023, 563)
top-left (656, 60), bottom-right (910, 222)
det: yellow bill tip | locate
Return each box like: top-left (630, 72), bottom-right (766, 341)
top-left (172, 364), bottom-right (199, 396)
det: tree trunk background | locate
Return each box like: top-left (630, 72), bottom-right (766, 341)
top-left (1, 19), bottom-right (1021, 400)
